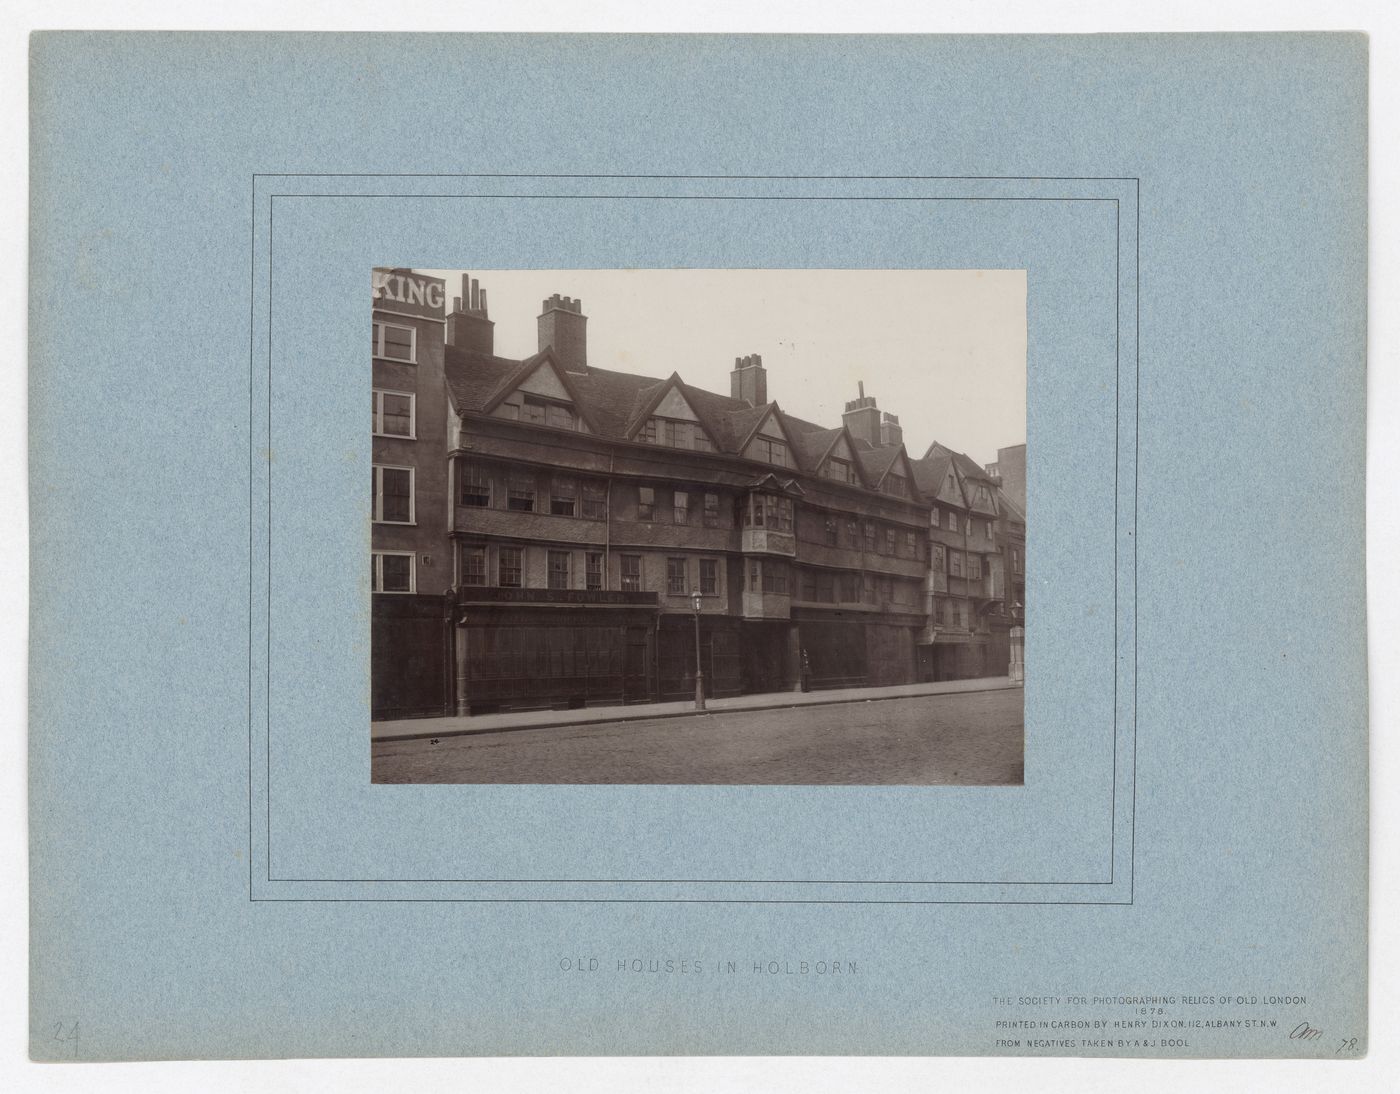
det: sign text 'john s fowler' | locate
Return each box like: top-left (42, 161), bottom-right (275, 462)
top-left (373, 268), bottom-right (445, 316)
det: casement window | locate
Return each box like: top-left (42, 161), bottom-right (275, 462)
top-left (371, 551), bottom-right (414, 593)
top-left (703, 493), bottom-right (720, 528)
top-left (904, 530), bottom-right (917, 556)
top-left (882, 473), bottom-right (908, 498)
top-left (462, 546), bottom-right (486, 587)
top-left (372, 389), bottom-right (415, 438)
top-left (460, 462), bottom-right (492, 508)
top-left (747, 559), bottom-right (760, 592)
top-left (699, 558), bottom-right (718, 596)
top-left (883, 528), bottom-right (896, 555)
top-left (862, 575), bottom-right (878, 604)
top-left (863, 523), bottom-right (877, 552)
top-left (1013, 548), bottom-right (1023, 574)
top-left (550, 478), bottom-right (577, 517)
top-left (933, 543), bottom-right (946, 572)
top-left (372, 465), bottom-right (414, 524)
top-left (620, 554), bottom-right (641, 592)
top-left (581, 481), bottom-right (607, 521)
top-left (763, 561), bottom-right (788, 595)
top-left (372, 320), bottom-right (415, 362)
top-left (637, 486), bottom-right (655, 522)
top-left (547, 550), bottom-right (571, 590)
top-left (931, 508), bottom-right (941, 529)
top-left (881, 577), bottom-right (895, 602)
top-left (692, 429), bottom-right (713, 452)
top-left (585, 552), bottom-right (604, 591)
top-left (666, 557), bottom-right (688, 596)
top-left (521, 394), bottom-right (577, 431)
top-left (497, 547), bottom-right (523, 588)
top-left (840, 572), bottom-right (860, 603)
top-left (673, 491), bottom-right (690, 525)
top-left (826, 457), bottom-right (856, 484)
top-left (753, 435), bottom-right (788, 467)
top-left (950, 551), bottom-right (964, 577)
top-left (986, 520), bottom-right (996, 539)
top-left (846, 519), bottom-right (859, 545)
top-left (750, 495), bottom-right (794, 532)
top-left (824, 518), bottom-right (838, 546)
top-left (947, 512), bottom-right (960, 533)
top-left (639, 418), bottom-right (657, 444)
top-left (507, 474), bottom-right (536, 512)
top-left (968, 554), bottom-right (983, 581)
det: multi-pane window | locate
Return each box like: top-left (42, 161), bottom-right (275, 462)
top-left (1012, 548), bottom-right (1023, 574)
top-left (863, 523), bottom-right (877, 552)
top-left (931, 508), bottom-right (941, 529)
top-left (968, 554), bottom-right (982, 581)
top-left (371, 551), bottom-right (414, 593)
top-left (581, 481), bottom-right (607, 520)
top-left (521, 394), bottom-right (577, 430)
top-left (639, 418), bottom-right (657, 443)
top-left (904, 530), bottom-right (917, 556)
top-left (497, 547), bottom-right (523, 588)
top-left (372, 465), bottom-right (414, 524)
top-left (824, 518), bottom-right (838, 546)
top-left (846, 519), bottom-right (859, 545)
top-left (637, 486), bottom-right (655, 521)
top-left (692, 430), bottom-right (713, 452)
top-left (746, 494), bottom-right (793, 532)
top-left (747, 559), bottom-right (760, 592)
top-left (752, 435), bottom-right (788, 467)
top-left (673, 491), bottom-right (690, 525)
top-left (763, 561), bottom-right (788, 595)
top-left (620, 555), bottom-right (642, 591)
top-left (666, 557), bottom-right (687, 596)
top-left (986, 520), bottom-right (996, 539)
top-left (882, 473), bottom-right (908, 498)
top-left (547, 550), bottom-right (571, 590)
top-left (585, 552), bottom-right (604, 591)
top-left (883, 528), bottom-right (896, 555)
top-left (461, 462), bottom-right (491, 507)
top-left (950, 551), bottom-right (964, 577)
top-left (826, 457), bottom-right (856, 484)
top-left (462, 546), bottom-right (486, 587)
top-left (703, 493), bottom-right (720, 528)
top-left (862, 575), bottom-right (878, 604)
top-left (947, 512), bottom-right (959, 533)
top-left (550, 478), bottom-right (577, 517)
top-left (372, 390), bottom-right (415, 437)
top-left (372, 321), bottom-right (414, 362)
top-left (507, 474), bottom-right (536, 512)
top-left (699, 558), bottom-right (718, 596)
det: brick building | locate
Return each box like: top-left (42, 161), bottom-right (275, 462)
top-left (371, 270), bottom-right (1025, 719)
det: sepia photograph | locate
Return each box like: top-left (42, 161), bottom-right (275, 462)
top-left (370, 267), bottom-right (1026, 785)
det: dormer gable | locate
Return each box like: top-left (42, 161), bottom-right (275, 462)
top-left (816, 427), bottom-right (868, 487)
top-left (739, 405), bottom-right (802, 471)
top-left (626, 373), bottom-right (720, 452)
top-left (935, 463), bottom-right (967, 507)
top-left (874, 447), bottom-right (920, 501)
top-left (480, 351), bottom-right (596, 434)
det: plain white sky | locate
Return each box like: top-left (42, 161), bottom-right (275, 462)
top-left (422, 268), bottom-right (1026, 466)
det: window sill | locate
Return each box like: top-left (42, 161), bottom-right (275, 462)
top-left (372, 355), bottom-right (417, 365)
top-left (373, 432), bottom-right (417, 441)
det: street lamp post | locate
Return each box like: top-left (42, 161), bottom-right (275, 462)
top-left (690, 589), bottom-right (706, 711)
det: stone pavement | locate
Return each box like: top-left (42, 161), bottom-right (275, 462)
top-left (371, 675), bottom-right (1018, 742)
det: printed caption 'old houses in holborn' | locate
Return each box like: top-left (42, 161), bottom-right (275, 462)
top-left (371, 269), bottom-right (1026, 719)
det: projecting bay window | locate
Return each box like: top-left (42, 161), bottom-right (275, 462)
top-left (744, 493), bottom-right (793, 532)
top-left (462, 546), bottom-right (486, 587)
top-left (372, 465), bottom-right (414, 524)
top-left (703, 493), bottom-right (719, 528)
top-left (460, 462), bottom-right (491, 508)
top-left (371, 551), bottom-right (414, 593)
top-left (585, 552), bottom-right (604, 591)
top-left (673, 491), bottom-right (690, 525)
top-left (372, 389), bottom-right (415, 438)
top-left (507, 474), bottom-right (536, 512)
top-left (547, 550), bottom-right (571, 590)
top-left (497, 547), bottom-right (523, 588)
top-left (372, 320), bottom-right (415, 362)
top-left (620, 555), bottom-right (641, 592)
top-left (550, 478), bottom-right (577, 517)
top-left (666, 557), bottom-right (688, 596)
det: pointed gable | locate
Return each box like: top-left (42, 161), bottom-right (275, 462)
top-left (624, 374), bottom-right (721, 451)
top-left (739, 405), bottom-right (802, 471)
top-left (480, 351), bottom-right (598, 434)
top-left (875, 447), bottom-right (920, 500)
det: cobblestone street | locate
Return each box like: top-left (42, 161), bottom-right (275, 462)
top-left (371, 686), bottom-right (1023, 785)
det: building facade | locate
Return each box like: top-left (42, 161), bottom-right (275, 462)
top-left (371, 270), bottom-right (1026, 719)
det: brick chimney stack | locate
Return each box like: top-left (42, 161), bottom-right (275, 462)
top-left (445, 273), bottom-right (495, 356)
top-left (538, 294), bottom-right (588, 373)
top-left (730, 353), bottom-right (768, 407)
top-left (879, 411), bottom-right (903, 448)
top-left (842, 382), bottom-right (882, 447)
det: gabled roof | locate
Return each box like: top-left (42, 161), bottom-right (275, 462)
top-left (475, 348), bottom-right (607, 435)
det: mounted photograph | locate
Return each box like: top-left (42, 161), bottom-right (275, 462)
top-left (370, 268), bottom-right (1026, 785)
